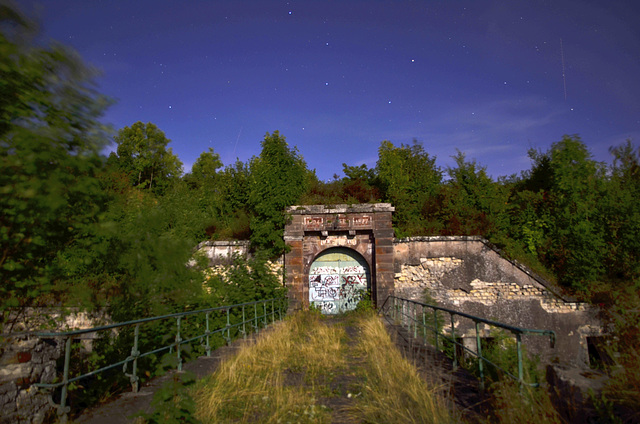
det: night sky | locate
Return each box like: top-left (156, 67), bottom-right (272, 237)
top-left (25, 0), bottom-right (640, 180)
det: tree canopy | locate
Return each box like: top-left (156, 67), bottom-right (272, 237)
top-left (1, 5), bottom-right (110, 312)
top-left (248, 131), bottom-right (309, 257)
top-left (4, 0), bottom-right (640, 354)
top-left (111, 121), bottom-right (183, 193)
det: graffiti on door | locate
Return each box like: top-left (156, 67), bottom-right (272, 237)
top-left (309, 248), bottom-right (369, 314)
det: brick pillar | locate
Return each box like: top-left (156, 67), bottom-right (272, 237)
top-left (284, 238), bottom-right (304, 311)
top-left (373, 211), bottom-right (395, 308)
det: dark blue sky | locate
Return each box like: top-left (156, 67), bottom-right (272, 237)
top-left (26, 0), bottom-right (640, 180)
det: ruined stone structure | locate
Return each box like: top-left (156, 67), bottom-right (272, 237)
top-left (282, 204), bottom-right (603, 367)
top-left (283, 204), bottom-right (395, 313)
top-left (1, 311), bottom-right (106, 424)
top-left (393, 236), bottom-right (602, 366)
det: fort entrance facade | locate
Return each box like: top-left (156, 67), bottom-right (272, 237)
top-left (283, 204), bottom-right (395, 311)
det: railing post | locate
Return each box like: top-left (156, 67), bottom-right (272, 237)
top-left (413, 303), bottom-right (418, 340)
top-left (263, 302), bottom-right (267, 327)
top-left (422, 308), bottom-right (427, 346)
top-left (393, 296), bottom-right (397, 322)
top-left (205, 312), bottom-right (211, 356)
top-left (130, 324), bottom-right (140, 392)
top-left (516, 332), bottom-right (524, 384)
top-left (404, 300), bottom-right (408, 329)
top-left (475, 321), bottom-right (484, 390)
top-left (451, 314), bottom-right (457, 371)
top-left (254, 302), bottom-right (259, 334)
top-left (241, 306), bottom-right (246, 340)
top-left (433, 308), bottom-right (439, 352)
top-left (225, 308), bottom-right (231, 345)
top-left (57, 336), bottom-right (72, 422)
top-left (176, 317), bottom-right (182, 371)
top-left (271, 299), bottom-right (275, 323)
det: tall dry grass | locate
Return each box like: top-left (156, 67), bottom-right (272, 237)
top-left (194, 310), bottom-right (460, 423)
top-left (487, 380), bottom-right (564, 424)
top-left (194, 311), bottom-right (343, 423)
top-left (345, 312), bottom-right (459, 424)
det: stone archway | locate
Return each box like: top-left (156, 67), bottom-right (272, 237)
top-left (284, 204), bottom-right (395, 311)
top-left (308, 247), bottom-right (370, 314)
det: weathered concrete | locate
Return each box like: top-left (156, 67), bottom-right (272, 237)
top-left (393, 236), bottom-right (603, 367)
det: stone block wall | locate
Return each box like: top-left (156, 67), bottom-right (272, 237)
top-left (0, 335), bottom-right (60, 424)
top-left (1, 310), bottom-right (108, 424)
top-left (193, 240), bottom-right (250, 267)
top-left (393, 236), bottom-right (603, 367)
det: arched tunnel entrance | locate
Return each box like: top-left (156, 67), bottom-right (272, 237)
top-left (308, 247), bottom-right (370, 314)
top-left (284, 204), bottom-right (395, 312)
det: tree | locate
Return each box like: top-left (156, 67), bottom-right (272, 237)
top-left (111, 121), bottom-right (183, 193)
top-left (248, 131), bottom-right (308, 257)
top-left (190, 147), bottom-right (222, 183)
top-left (602, 140), bottom-right (640, 283)
top-left (0, 3), bottom-right (111, 316)
top-left (517, 135), bottom-right (607, 290)
top-left (375, 140), bottom-right (442, 235)
top-left (441, 150), bottom-right (510, 237)
top-left (342, 163), bottom-right (376, 183)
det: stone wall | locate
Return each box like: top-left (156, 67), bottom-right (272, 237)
top-left (193, 240), bottom-right (250, 267)
top-left (393, 236), bottom-right (603, 367)
top-left (0, 335), bottom-right (60, 424)
top-left (1, 310), bottom-right (108, 424)
top-left (193, 240), bottom-right (284, 292)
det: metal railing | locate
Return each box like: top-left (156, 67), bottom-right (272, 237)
top-left (380, 296), bottom-right (555, 388)
top-left (27, 297), bottom-right (286, 422)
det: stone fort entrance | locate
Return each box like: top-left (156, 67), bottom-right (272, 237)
top-left (284, 204), bottom-right (395, 311)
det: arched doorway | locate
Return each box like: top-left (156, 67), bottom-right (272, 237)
top-left (308, 247), bottom-right (370, 314)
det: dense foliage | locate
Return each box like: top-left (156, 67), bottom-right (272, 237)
top-left (1, 5), bottom-right (110, 314)
top-left (2, 3), bottom-right (640, 420)
top-left (3, 1), bottom-right (640, 317)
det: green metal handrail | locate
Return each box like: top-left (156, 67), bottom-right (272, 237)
top-left (380, 296), bottom-right (555, 389)
top-left (19, 297), bottom-right (286, 422)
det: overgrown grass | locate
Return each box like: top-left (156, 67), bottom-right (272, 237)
top-left (193, 309), bottom-right (459, 423)
top-left (140, 308), bottom-right (578, 423)
top-left (487, 380), bottom-right (563, 424)
top-left (345, 311), bottom-right (459, 424)
top-left (194, 310), bottom-right (341, 423)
